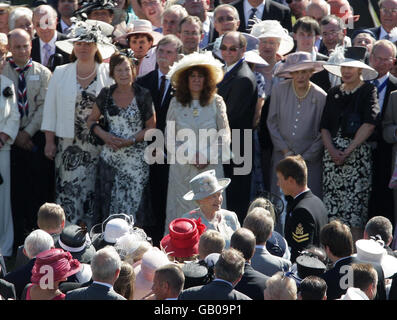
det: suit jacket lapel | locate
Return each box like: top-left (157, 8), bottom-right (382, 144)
top-left (31, 38), bottom-right (41, 64)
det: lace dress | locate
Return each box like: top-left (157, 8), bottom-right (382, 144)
top-left (55, 78), bottom-right (101, 228)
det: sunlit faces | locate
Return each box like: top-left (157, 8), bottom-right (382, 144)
top-left (179, 22), bottom-right (202, 53)
top-left (379, 0), bottom-right (397, 31)
top-left (184, 0), bottom-right (209, 17)
top-left (258, 37), bottom-right (281, 59)
top-left (340, 66), bottom-right (362, 85)
top-left (276, 171), bottom-right (292, 196)
top-left (290, 69), bottom-right (314, 90)
top-left (14, 16), bottom-right (34, 39)
top-left (141, 0), bottom-right (164, 24)
top-left (196, 191), bottom-right (223, 213)
top-left (352, 33), bottom-right (374, 52)
top-left (306, 4), bottom-right (326, 23)
top-left (32, 12), bottom-right (57, 43)
top-left (369, 44), bottom-right (396, 77)
top-left (294, 29), bottom-right (316, 52)
top-left (8, 33), bottom-right (32, 66)
top-left (188, 70), bottom-right (205, 97)
top-left (213, 7), bottom-right (239, 35)
top-left (73, 41), bottom-right (98, 62)
top-left (320, 19), bottom-right (344, 50)
top-left (156, 42), bottom-right (179, 73)
top-left (162, 11), bottom-right (181, 35)
top-left (113, 59), bottom-right (134, 85)
top-left (220, 33), bottom-right (245, 66)
top-left (128, 34), bottom-right (153, 59)
top-left (87, 9), bottom-right (113, 24)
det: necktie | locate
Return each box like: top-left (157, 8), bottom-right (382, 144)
top-left (384, 34), bottom-right (390, 40)
top-left (159, 75), bottom-right (166, 105)
top-left (9, 58), bottom-right (33, 118)
top-left (42, 43), bottom-right (51, 67)
top-left (247, 8), bottom-right (257, 31)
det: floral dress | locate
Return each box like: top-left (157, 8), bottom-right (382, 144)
top-left (55, 78), bottom-right (101, 228)
top-left (93, 85), bottom-right (151, 226)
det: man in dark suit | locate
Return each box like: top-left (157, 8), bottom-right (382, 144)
top-left (217, 31), bottom-right (257, 223)
top-left (56, 0), bottom-right (78, 34)
top-left (0, 279), bottom-right (16, 300)
top-left (368, 40), bottom-right (397, 225)
top-left (233, 0), bottom-right (292, 34)
top-left (66, 246), bottom-right (126, 300)
top-left (136, 35), bottom-right (183, 245)
top-left (364, 0), bottom-right (397, 40)
top-left (231, 228), bottom-right (269, 300)
top-left (31, 5), bottom-right (69, 72)
top-left (179, 248), bottom-right (252, 300)
top-left (4, 229), bottom-right (54, 300)
top-left (320, 220), bottom-right (386, 300)
top-left (276, 155), bottom-right (328, 263)
top-left (349, 0), bottom-right (380, 29)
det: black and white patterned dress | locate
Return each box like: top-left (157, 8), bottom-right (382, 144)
top-left (94, 84), bottom-right (152, 226)
top-left (55, 78), bottom-right (101, 228)
top-left (320, 83), bottom-right (379, 228)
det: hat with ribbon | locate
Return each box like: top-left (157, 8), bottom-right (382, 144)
top-left (160, 218), bottom-right (207, 258)
top-left (31, 248), bottom-right (81, 284)
top-left (183, 169), bottom-right (231, 201)
top-left (56, 224), bottom-right (96, 264)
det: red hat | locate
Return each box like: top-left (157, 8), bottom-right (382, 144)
top-left (160, 218), bottom-right (206, 258)
top-left (31, 248), bottom-right (81, 285)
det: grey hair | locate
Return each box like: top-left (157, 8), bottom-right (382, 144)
top-left (91, 246), bottom-right (122, 282)
top-left (24, 229), bottom-right (54, 259)
top-left (32, 4), bottom-right (58, 20)
top-left (162, 4), bottom-right (188, 21)
top-left (156, 34), bottom-right (184, 53)
top-left (214, 4), bottom-right (240, 21)
top-left (8, 7), bottom-right (33, 31)
top-left (307, 0), bottom-right (331, 16)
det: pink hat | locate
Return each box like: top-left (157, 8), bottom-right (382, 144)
top-left (31, 248), bottom-right (81, 285)
top-left (160, 218), bottom-right (206, 258)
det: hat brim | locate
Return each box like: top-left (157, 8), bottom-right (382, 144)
top-left (85, 19), bottom-right (115, 37)
top-left (257, 34), bottom-right (294, 56)
top-left (55, 241), bottom-right (96, 264)
top-left (132, 263), bottom-right (153, 299)
top-left (55, 40), bottom-right (116, 60)
top-left (169, 63), bottom-right (224, 88)
top-left (160, 234), bottom-right (200, 258)
top-left (323, 60), bottom-right (378, 81)
top-left (275, 61), bottom-right (325, 78)
top-left (244, 50), bottom-right (269, 66)
top-left (183, 178), bottom-right (231, 201)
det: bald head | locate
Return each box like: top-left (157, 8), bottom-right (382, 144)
top-left (306, 0), bottom-right (330, 23)
top-left (8, 28), bottom-right (32, 66)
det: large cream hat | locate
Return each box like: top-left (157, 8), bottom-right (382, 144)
top-left (323, 46), bottom-right (378, 81)
top-left (167, 51), bottom-right (224, 87)
top-left (250, 20), bottom-right (294, 56)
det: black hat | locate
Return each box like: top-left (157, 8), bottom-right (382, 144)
top-left (182, 261), bottom-right (212, 289)
top-left (296, 254), bottom-right (326, 279)
top-left (351, 29), bottom-right (376, 42)
top-left (74, 0), bottom-right (116, 19)
top-left (56, 224), bottom-right (96, 264)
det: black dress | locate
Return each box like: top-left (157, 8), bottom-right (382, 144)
top-left (320, 82), bottom-right (379, 228)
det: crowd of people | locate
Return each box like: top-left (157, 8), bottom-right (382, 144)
top-left (0, 0), bottom-right (397, 301)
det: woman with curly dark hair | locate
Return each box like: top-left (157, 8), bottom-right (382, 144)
top-left (163, 51), bottom-right (231, 233)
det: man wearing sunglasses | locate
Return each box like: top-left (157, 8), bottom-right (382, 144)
top-left (217, 31), bottom-right (257, 224)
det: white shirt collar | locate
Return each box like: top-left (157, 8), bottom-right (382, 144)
top-left (39, 31), bottom-right (57, 50)
top-left (376, 72), bottom-right (389, 84)
top-left (379, 26), bottom-right (389, 40)
top-left (93, 281), bottom-right (113, 289)
top-left (294, 188), bottom-right (310, 200)
top-left (225, 59), bottom-right (243, 73)
top-left (60, 19), bottom-right (73, 34)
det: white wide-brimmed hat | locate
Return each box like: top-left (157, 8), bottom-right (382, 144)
top-left (275, 51), bottom-right (325, 78)
top-left (244, 49), bottom-right (269, 66)
top-left (183, 169), bottom-right (231, 201)
top-left (355, 238), bottom-right (397, 278)
top-left (56, 20), bottom-right (116, 59)
top-left (250, 20), bottom-right (294, 56)
top-left (167, 51), bottom-right (224, 87)
top-left (124, 19), bottom-right (163, 46)
top-left (323, 46), bottom-right (378, 81)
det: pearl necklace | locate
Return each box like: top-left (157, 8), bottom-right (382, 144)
top-left (77, 64), bottom-right (97, 80)
top-left (292, 81), bottom-right (311, 100)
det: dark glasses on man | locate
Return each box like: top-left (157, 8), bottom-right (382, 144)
top-left (219, 45), bottom-right (241, 52)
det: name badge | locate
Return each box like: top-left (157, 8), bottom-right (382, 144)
top-left (28, 75), bottom-right (40, 81)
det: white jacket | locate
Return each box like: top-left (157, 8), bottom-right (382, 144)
top-left (0, 74), bottom-right (19, 151)
top-left (41, 62), bottom-right (114, 138)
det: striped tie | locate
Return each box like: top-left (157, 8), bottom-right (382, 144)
top-left (247, 8), bottom-right (257, 31)
top-left (9, 58), bottom-right (33, 118)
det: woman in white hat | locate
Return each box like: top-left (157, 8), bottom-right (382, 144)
top-left (267, 51), bottom-right (327, 199)
top-left (320, 46), bottom-right (380, 241)
top-left (164, 51), bottom-right (231, 232)
top-left (250, 20), bottom-right (294, 96)
top-left (41, 21), bottom-right (115, 228)
top-left (181, 169), bottom-right (240, 247)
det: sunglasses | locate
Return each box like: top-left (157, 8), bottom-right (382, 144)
top-left (216, 16), bottom-right (235, 23)
top-left (219, 45), bottom-right (242, 52)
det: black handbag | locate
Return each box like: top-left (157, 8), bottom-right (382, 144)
top-left (341, 93), bottom-right (362, 138)
top-left (90, 88), bottom-right (110, 146)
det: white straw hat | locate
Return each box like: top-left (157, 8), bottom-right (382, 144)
top-left (250, 20), bottom-right (294, 56)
